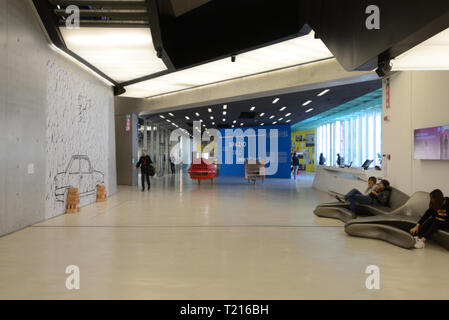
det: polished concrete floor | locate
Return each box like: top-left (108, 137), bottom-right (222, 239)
top-left (1, 173), bottom-right (449, 300)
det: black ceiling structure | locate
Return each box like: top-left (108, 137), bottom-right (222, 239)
top-left (143, 79), bottom-right (382, 135)
top-left (32, 0), bottom-right (449, 96)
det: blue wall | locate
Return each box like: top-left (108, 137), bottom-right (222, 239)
top-left (218, 124), bottom-right (291, 178)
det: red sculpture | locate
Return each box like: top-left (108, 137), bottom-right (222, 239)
top-left (188, 158), bottom-right (217, 184)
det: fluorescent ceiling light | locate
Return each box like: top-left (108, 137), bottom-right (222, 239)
top-left (273, 121), bottom-right (277, 124)
top-left (280, 107), bottom-right (286, 111)
top-left (185, 116), bottom-right (190, 120)
top-left (195, 113), bottom-right (200, 116)
top-left (168, 113), bottom-right (174, 117)
top-left (269, 115), bottom-right (275, 119)
top-left (303, 100), bottom-right (312, 106)
top-left (286, 120), bottom-right (291, 123)
top-left (250, 106), bottom-right (256, 111)
top-left (260, 113), bottom-right (265, 117)
top-left (305, 108), bottom-right (314, 113)
top-left (124, 31), bottom-right (333, 98)
top-left (278, 118), bottom-right (284, 121)
top-left (272, 98), bottom-right (280, 104)
top-left (392, 27), bottom-right (449, 71)
top-left (60, 27), bottom-right (167, 82)
top-left (317, 89), bottom-right (330, 96)
top-left (160, 115), bottom-right (165, 119)
top-left (285, 113), bottom-right (291, 117)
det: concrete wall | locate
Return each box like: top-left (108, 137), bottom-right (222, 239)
top-left (383, 71), bottom-right (449, 195)
top-left (115, 113), bottom-right (138, 186)
top-left (0, 0), bottom-right (117, 235)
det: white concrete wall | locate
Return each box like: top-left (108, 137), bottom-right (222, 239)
top-left (383, 71), bottom-right (449, 195)
top-left (0, 0), bottom-right (117, 235)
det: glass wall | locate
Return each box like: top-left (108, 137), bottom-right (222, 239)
top-left (316, 110), bottom-right (382, 167)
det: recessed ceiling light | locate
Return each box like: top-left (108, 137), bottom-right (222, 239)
top-left (200, 119), bottom-right (204, 122)
top-left (261, 123), bottom-right (265, 126)
top-left (168, 113), bottom-right (174, 117)
top-left (195, 112), bottom-right (200, 117)
top-left (250, 106), bottom-right (256, 111)
top-left (232, 125), bottom-right (235, 128)
top-left (240, 123), bottom-right (244, 126)
top-left (317, 89), bottom-right (330, 96)
top-left (223, 105), bottom-right (227, 109)
top-left (273, 121), bottom-right (277, 124)
top-left (166, 119), bottom-right (171, 122)
top-left (303, 100), bottom-right (312, 106)
top-left (223, 111), bottom-right (227, 115)
top-left (305, 108), bottom-right (314, 113)
top-left (280, 106), bottom-right (286, 111)
top-left (223, 118), bottom-right (226, 122)
top-left (203, 124), bottom-right (206, 127)
top-left (272, 98), bottom-right (280, 104)
top-left (233, 120), bottom-right (237, 124)
top-left (278, 118), bottom-right (284, 121)
top-left (160, 115), bottom-right (165, 119)
top-left (269, 115), bottom-right (275, 119)
top-left (260, 113), bottom-right (265, 117)
top-left (212, 122), bottom-right (215, 125)
top-left (286, 120), bottom-right (291, 123)
top-left (285, 113), bottom-right (291, 117)
top-left (210, 116), bottom-right (214, 120)
top-left (208, 108), bottom-right (212, 113)
top-left (185, 116), bottom-right (190, 120)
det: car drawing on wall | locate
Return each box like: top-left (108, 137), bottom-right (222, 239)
top-left (54, 155), bottom-right (104, 202)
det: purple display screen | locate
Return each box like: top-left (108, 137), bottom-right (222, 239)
top-left (414, 126), bottom-right (446, 160)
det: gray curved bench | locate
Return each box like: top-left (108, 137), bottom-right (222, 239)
top-left (314, 205), bottom-right (355, 223)
top-left (314, 187), bottom-right (410, 223)
top-left (345, 191), bottom-right (430, 249)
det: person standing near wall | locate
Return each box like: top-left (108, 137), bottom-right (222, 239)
top-left (135, 150), bottom-right (153, 192)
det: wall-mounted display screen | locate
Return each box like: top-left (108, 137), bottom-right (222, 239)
top-left (414, 126), bottom-right (449, 160)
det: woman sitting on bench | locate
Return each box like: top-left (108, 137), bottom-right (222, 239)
top-left (410, 189), bottom-right (449, 249)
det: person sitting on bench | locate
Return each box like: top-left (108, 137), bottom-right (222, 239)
top-left (339, 179), bottom-right (391, 212)
top-left (336, 176), bottom-right (377, 203)
top-left (410, 189), bottom-right (449, 249)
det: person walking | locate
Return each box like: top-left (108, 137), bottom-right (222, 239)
top-left (135, 150), bottom-right (153, 192)
top-left (292, 153), bottom-right (300, 180)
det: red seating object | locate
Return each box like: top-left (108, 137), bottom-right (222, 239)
top-left (188, 158), bottom-right (217, 182)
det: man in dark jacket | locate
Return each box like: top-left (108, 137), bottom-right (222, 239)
top-left (135, 150), bottom-right (153, 192)
top-left (347, 179), bottom-right (391, 212)
top-left (291, 153), bottom-right (300, 180)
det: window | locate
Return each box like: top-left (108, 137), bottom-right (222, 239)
top-left (317, 110), bottom-right (382, 167)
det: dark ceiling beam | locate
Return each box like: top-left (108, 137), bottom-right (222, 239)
top-left (48, 0), bottom-right (146, 6)
top-left (57, 19), bottom-right (149, 27)
top-left (54, 9), bottom-right (148, 18)
top-left (307, 0), bottom-right (449, 71)
top-left (145, 0), bottom-right (175, 70)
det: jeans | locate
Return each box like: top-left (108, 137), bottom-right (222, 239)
top-left (292, 166), bottom-right (299, 179)
top-left (418, 217), bottom-right (445, 239)
top-left (344, 188), bottom-right (362, 200)
top-left (345, 189), bottom-right (372, 212)
top-left (141, 172), bottom-right (151, 190)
